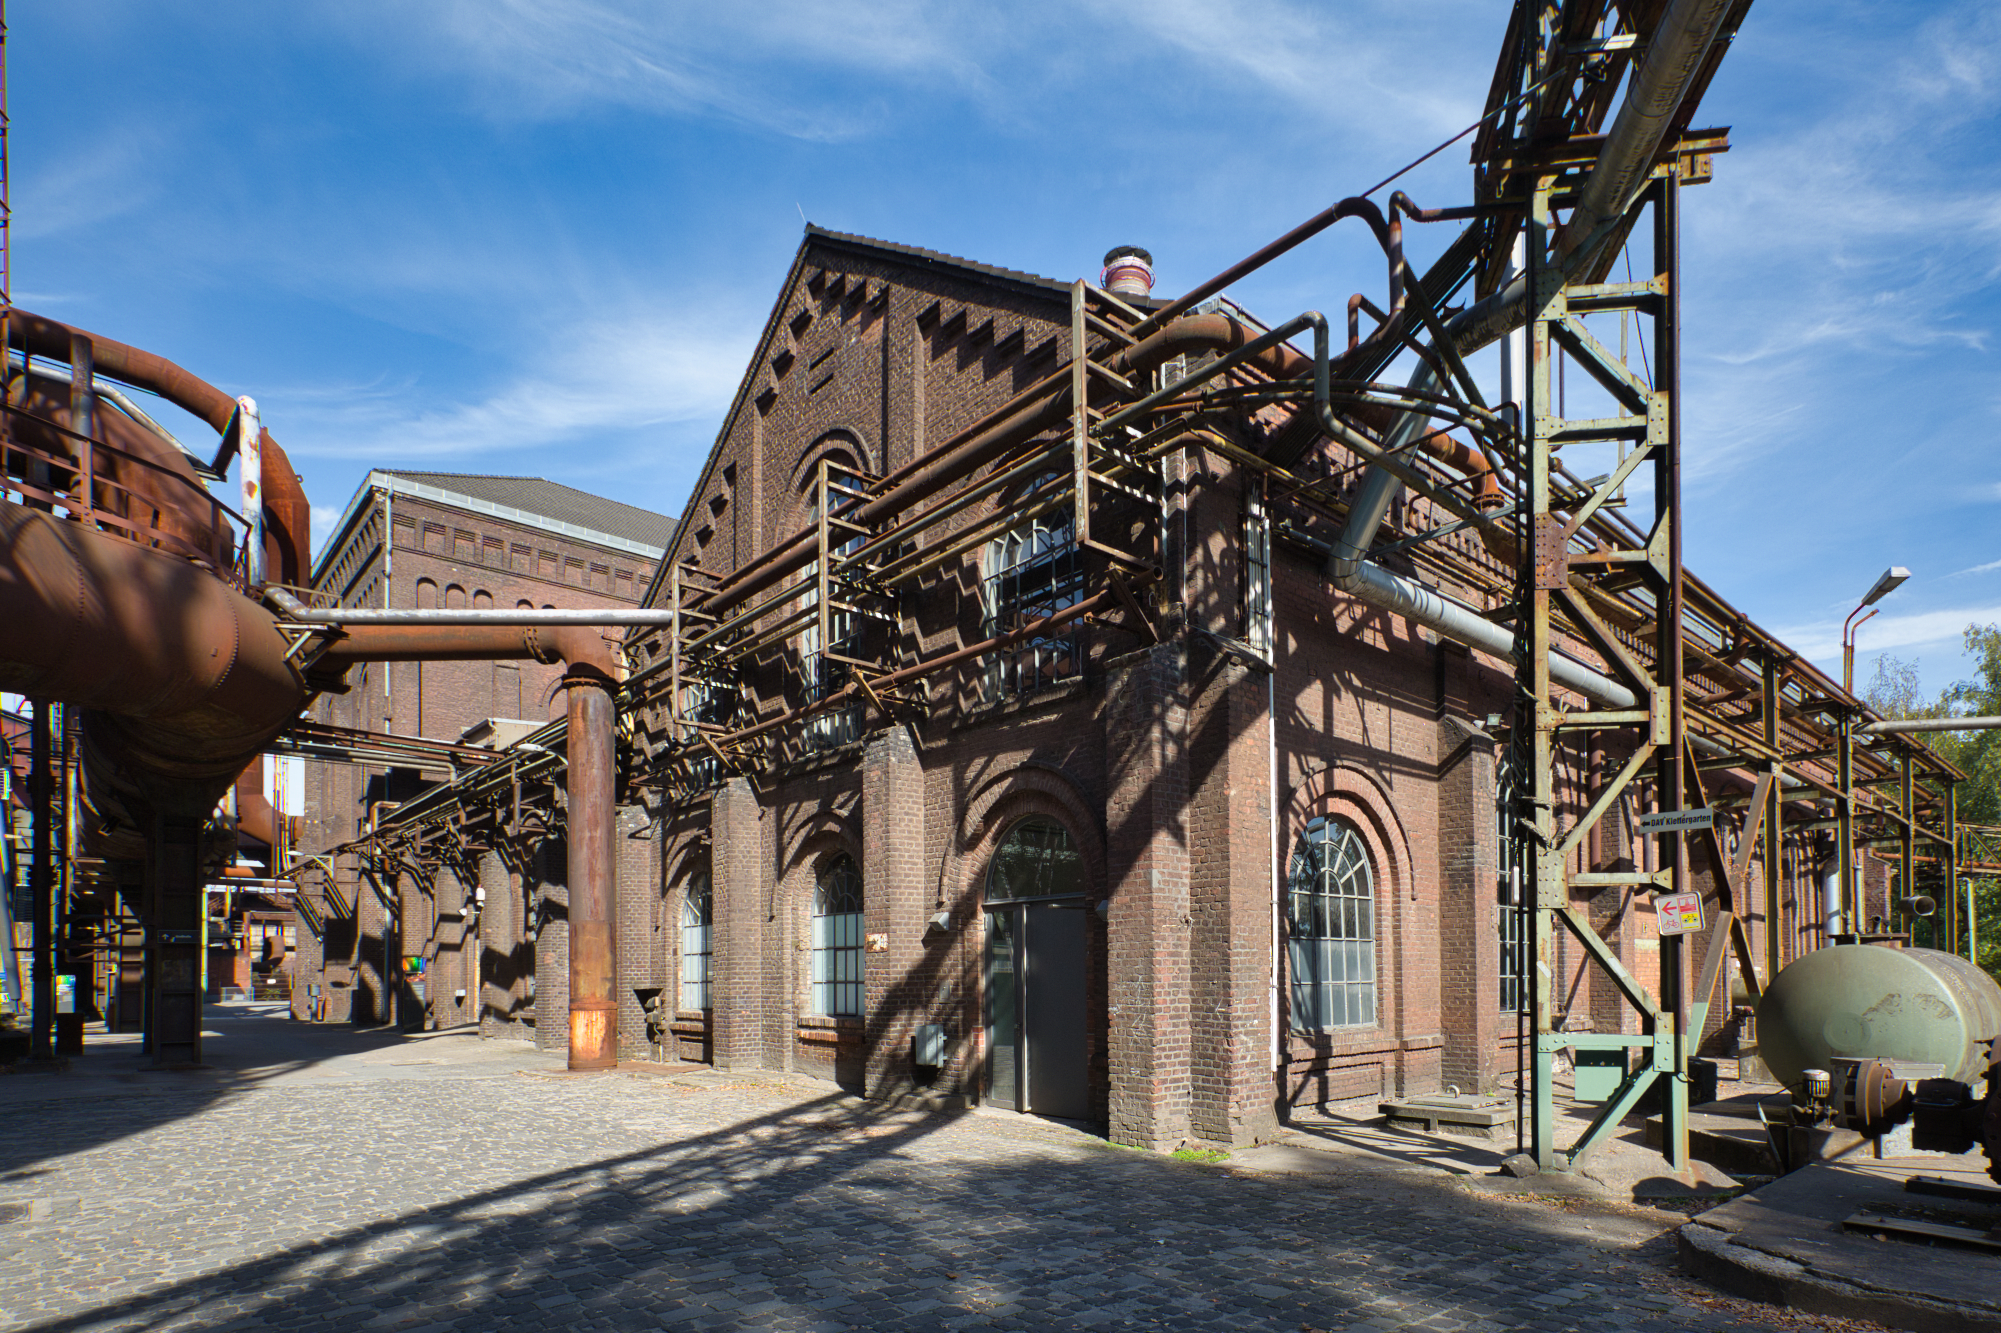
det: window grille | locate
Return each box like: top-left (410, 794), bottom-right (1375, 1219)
top-left (680, 675), bottom-right (735, 791)
top-left (802, 463), bottom-right (866, 750)
top-left (986, 817), bottom-right (1084, 900)
top-left (984, 486), bottom-right (1083, 700)
top-left (1499, 870), bottom-right (1527, 1013)
top-left (1244, 482), bottom-right (1273, 660)
top-left (811, 855), bottom-right (864, 1017)
top-left (680, 870), bottom-right (712, 1012)
top-left (1285, 818), bottom-right (1377, 1030)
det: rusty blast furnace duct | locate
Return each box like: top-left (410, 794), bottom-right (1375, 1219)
top-left (1, 314), bottom-right (631, 1069)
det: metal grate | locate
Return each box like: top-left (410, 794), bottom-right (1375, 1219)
top-left (983, 502), bottom-right (1083, 701)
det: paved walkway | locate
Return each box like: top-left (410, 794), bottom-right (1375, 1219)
top-left (1, 1007), bottom-right (1874, 1332)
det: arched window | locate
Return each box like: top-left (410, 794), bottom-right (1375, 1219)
top-left (1286, 818), bottom-right (1377, 1030)
top-left (680, 869), bottom-right (712, 1012)
top-left (986, 817), bottom-right (1084, 901)
top-left (811, 855), bottom-right (863, 1016)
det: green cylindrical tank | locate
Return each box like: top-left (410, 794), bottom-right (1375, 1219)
top-left (1756, 944), bottom-right (2001, 1089)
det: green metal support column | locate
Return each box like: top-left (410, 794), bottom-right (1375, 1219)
top-left (1520, 164), bottom-right (1687, 1171)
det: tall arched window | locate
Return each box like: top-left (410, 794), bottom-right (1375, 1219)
top-left (680, 869), bottom-right (712, 1012)
top-left (811, 855), bottom-right (863, 1016)
top-left (1286, 818), bottom-right (1377, 1030)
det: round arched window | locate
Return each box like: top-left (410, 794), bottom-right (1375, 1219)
top-left (1286, 818), bottom-right (1377, 1030)
top-left (986, 817), bottom-right (1084, 901)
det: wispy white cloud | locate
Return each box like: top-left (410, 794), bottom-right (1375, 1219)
top-left (13, 125), bottom-right (174, 243)
top-left (1950, 556), bottom-right (2001, 578)
top-left (1778, 603), bottom-right (2001, 663)
top-left (276, 302), bottom-right (756, 469)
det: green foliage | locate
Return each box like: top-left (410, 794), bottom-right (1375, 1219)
top-left (1873, 626), bottom-right (2001, 982)
top-left (1169, 1146), bottom-right (1230, 1164)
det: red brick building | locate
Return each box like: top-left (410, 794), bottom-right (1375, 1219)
top-left (620, 228), bottom-right (1541, 1148)
top-left (340, 229), bottom-right (1859, 1149)
top-left (293, 470), bottom-right (675, 1033)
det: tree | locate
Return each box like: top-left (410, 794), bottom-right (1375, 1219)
top-left (1871, 627), bottom-right (2001, 981)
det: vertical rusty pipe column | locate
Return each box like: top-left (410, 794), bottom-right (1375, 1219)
top-left (565, 669), bottom-right (618, 1070)
top-left (29, 698), bottom-right (52, 1061)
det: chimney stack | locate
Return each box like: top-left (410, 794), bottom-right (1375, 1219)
top-left (1101, 246), bottom-right (1154, 298)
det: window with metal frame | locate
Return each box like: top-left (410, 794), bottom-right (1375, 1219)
top-left (986, 817), bottom-right (1085, 901)
top-left (1286, 817), bottom-right (1377, 1030)
top-left (801, 461), bottom-right (866, 750)
top-left (680, 869), bottom-right (712, 1012)
top-left (811, 855), bottom-right (864, 1017)
top-left (680, 674), bottom-right (735, 791)
top-left (1244, 484), bottom-right (1273, 661)
top-left (1499, 876), bottom-right (1526, 1013)
top-left (984, 477), bottom-right (1083, 701)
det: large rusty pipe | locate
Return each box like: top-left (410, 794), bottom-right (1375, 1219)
top-left (317, 624), bottom-right (617, 676)
top-left (0, 500), bottom-right (306, 853)
top-left (565, 673), bottom-right (617, 1070)
top-left (315, 619), bottom-right (622, 1069)
top-left (10, 310), bottom-right (311, 585)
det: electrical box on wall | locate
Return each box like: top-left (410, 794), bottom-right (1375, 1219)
top-left (912, 1023), bottom-right (946, 1068)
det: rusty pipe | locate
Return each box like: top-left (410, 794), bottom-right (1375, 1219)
top-left (311, 618), bottom-right (622, 1069)
top-left (565, 671), bottom-right (617, 1070)
top-left (10, 310), bottom-right (311, 585)
top-left (1413, 429), bottom-right (1505, 512)
top-left (315, 623), bottom-right (618, 679)
top-left (0, 500), bottom-right (307, 856)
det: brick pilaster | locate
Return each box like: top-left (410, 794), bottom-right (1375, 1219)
top-left (1105, 641), bottom-right (1193, 1148)
top-left (862, 724), bottom-right (927, 1097)
top-left (615, 804), bottom-right (660, 1060)
top-left (1438, 714), bottom-right (1501, 1090)
top-left (711, 777), bottom-right (767, 1071)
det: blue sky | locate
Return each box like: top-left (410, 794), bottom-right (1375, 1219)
top-left (15, 1), bottom-right (2001, 698)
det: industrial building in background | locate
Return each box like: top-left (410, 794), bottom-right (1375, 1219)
top-left (2, 0), bottom-right (1997, 1227)
top-left (286, 470), bottom-right (675, 1032)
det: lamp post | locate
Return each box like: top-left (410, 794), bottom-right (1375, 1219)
top-left (1842, 566), bottom-right (1910, 696)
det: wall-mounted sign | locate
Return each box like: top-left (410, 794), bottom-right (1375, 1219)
top-left (1636, 807), bottom-right (1713, 835)
top-left (157, 929), bottom-right (199, 946)
top-left (865, 932), bottom-right (889, 953)
top-left (1655, 892), bottom-right (1703, 936)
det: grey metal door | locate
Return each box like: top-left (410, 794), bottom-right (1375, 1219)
top-left (985, 900), bottom-right (1089, 1120)
top-left (1024, 900), bottom-right (1088, 1120)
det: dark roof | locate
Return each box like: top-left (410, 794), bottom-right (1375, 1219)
top-left (382, 470), bottom-right (677, 554)
top-left (803, 226), bottom-right (1077, 299)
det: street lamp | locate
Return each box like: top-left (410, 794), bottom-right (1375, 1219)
top-left (1842, 566), bottom-right (1910, 695)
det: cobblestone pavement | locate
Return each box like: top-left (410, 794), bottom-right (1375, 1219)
top-left (1, 1007), bottom-right (1858, 1332)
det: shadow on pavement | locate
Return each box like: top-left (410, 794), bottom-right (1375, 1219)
top-left (0, 1003), bottom-right (539, 1178)
top-left (10, 1073), bottom-right (1704, 1333)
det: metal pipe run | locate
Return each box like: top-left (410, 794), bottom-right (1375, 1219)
top-left (267, 588), bottom-right (675, 628)
top-left (1558, 0), bottom-right (1741, 267)
top-left (1859, 717), bottom-right (2001, 735)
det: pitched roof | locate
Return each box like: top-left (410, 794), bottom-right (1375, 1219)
top-left (380, 470), bottom-right (678, 554)
top-left (803, 225), bottom-right (1077, 300)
